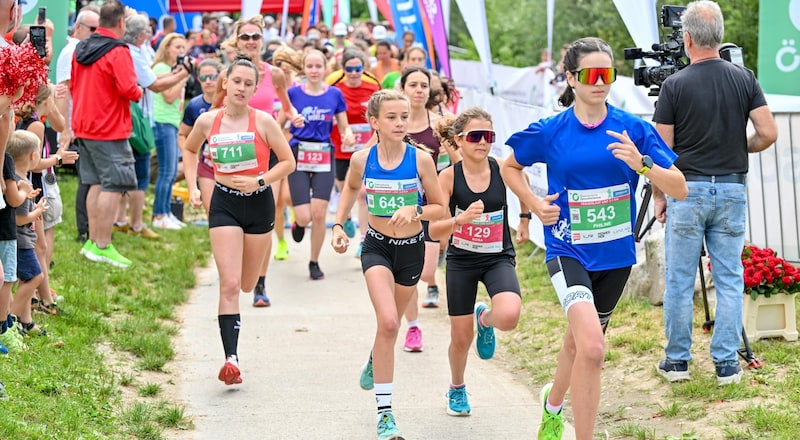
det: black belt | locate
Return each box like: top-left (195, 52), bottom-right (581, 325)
top-left (684, 173), bottom-right (746, 184)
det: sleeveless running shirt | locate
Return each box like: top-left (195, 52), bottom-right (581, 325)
top-left (207, 108), bottom-right (271, 176)
top-left (247, 64), bottom-right (276, 113)
top-left (447, 157), bottom-right (515, 263)
top-left (363, 144), bottom-right (423, 218)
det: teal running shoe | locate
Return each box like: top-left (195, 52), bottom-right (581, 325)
top-left (474, 302), bottom-right (495, 359)
top-left (376, 412), bottom-right (403, 440)
top-left (360, 357), bottom-right (374, 390)
top-left (343, 218), bottom-right (356, 238)
top-left (446, 386), bottom-right (471, 416)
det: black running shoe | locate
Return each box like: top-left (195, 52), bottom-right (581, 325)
top-left (291, 222), bottom-right (305, 243)
top-left (309, 261), bottom-right (325, 280)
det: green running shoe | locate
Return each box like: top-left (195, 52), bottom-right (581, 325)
top-left (538, 382), bottom-right (564, 440)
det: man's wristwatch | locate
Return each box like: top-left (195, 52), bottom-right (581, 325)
top-left (413, 205), bottom-right (423, 221)
top-left (257, 176), bottom-right (266, 188)
top-left (519, 212), bottom-right (532, 219)
top-left (637, 155), bottom-right (654, 175)
top-left (54, 154), bottom-right (63, 167)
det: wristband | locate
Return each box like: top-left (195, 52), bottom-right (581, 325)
top-left (332, 223), bottom-right (344, 231)
top-left (519, 212), bottom-right (532, 219)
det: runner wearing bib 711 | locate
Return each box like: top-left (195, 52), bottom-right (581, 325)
top-left (181, 58), bottom-right (296, 386)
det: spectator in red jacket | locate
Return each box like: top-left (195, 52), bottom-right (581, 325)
top-left (70, 0), bottom-right (142, 268)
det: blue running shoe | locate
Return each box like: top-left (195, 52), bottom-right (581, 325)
top-left (355, 242), bottom-right (363, 259)
top-left (0, 343), bottom-right (7, 355)
top-left (376, 412), bottom-right (403, 440)
top-left (474, 302), bottom-right (495, 360)
top-left (446, 386), bottom-right (471, 416)
top-left (343, 218), bottom-right (356, 238)
top-left (253, 284), bottom-right (271, 307)
top-left (359, 357), bottom-right (374, 390)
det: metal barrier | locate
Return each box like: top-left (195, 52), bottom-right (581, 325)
top-left (748, 112), bottom-right (800, 262)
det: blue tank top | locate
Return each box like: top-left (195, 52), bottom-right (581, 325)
top-left (363, 144), bottom-right (423, 218)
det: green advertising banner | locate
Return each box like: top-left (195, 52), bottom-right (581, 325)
top-left (758, 0), bottom-right (800, 95)
top-left (20, 0), bottom-right (70, 84)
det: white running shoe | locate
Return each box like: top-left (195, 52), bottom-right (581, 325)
top-left (152, 216), bottom-right (181, 230)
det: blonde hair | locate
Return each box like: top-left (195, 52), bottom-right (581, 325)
top-left (223, 15), bottom-right (264, 51)
top-left (151, 32), bottom-right (186, 68)
top-left (7, 130), bottom-right (41, 161)
top-left (272, 45), bottom-right (302, 75)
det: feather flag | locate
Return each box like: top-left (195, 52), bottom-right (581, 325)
top-left (301, 0), bottom-right (321, 34)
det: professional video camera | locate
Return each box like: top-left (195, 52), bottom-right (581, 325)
top-left (624, 5), bottom-right (688, 96)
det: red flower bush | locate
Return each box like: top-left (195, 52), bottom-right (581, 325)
top-left (741, 244), bottom-right (800, 300)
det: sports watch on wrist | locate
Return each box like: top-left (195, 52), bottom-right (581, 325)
top-left (637, 155), bottom-right (654, 175)
top-left (413, 205), bottom-right (423, 221)
top-left (257, 176), bottom-right (266, 188)
top-left (519, 212), bottom-right (532, 219)
top-left (54, 154), bottom-right (63, 167)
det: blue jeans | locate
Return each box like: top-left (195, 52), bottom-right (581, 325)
top-left (663, 181), bottom-right (746, 366)
top-left (153, 123), bottom-right (179, 216)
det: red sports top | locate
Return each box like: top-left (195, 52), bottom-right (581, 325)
top-left (207, 108), bottom-right (271, 176)
top-left (331, 81), bottom-right (380, 160)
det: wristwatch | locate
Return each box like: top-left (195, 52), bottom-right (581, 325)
top-left (519, 212), bottom-right (532, 219)
top-left (257, 176), bottom-right (266, 188)
top-left (637, 155), bottom-right (654, 175)
top-left (413, 205), bottom-right (423, 221)
top-left (54, 154), bottom-right (63, 167)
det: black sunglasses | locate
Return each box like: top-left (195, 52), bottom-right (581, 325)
top-left (79, 22), bottom-right (97, 32)
top-left (238, 32), bottom-right (263, 41)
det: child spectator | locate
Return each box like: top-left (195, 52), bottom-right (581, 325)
top-left (0, 141), bottom-right (32, 352)
top-left (8, 130), bottom-right (48, 337)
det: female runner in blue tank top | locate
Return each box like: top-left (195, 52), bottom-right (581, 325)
top-left (288, 49), bottom-right (355, 281)
top-left (330, 90), bottom-right (445, 440)
top-left (501, 37), bottom-right (688, 440)
top-left (428, 107), bottom-right (530, 417)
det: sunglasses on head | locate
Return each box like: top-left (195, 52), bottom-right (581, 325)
top-left (458, 129), bottom-right (496, 143)
top-left (238, 32), bottom-right (263, 41)
top-left (198, 74), bottom-right (219, 82)
top-left (344, 65), bottom-right (363, 73)
top-left (571, 67), bottom-right (617, 85)
top-left (79, 22), bottom-right (97, 32)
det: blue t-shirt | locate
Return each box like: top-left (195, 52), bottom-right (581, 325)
top-left (288, 85), bottom-right (346, 145)
top-left (506, 104), bottom-right (677, 271)
top-left (182, 94), bottom-right (212, 126)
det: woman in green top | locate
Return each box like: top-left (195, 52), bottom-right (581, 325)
top-left (151, 33), bottom-right (189, 229)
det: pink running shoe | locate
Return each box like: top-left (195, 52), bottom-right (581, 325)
top-left (218, 356), bottom-right (243, 385)
top-left (403, 326), bottom-right (423, 352)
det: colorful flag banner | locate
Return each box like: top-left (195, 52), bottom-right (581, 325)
top-left (420, 0), bottom-right (450, 76)
top-left (301, 0), bottom-right (320, 34)
top-left (388, 0), bottom-right (433, 69)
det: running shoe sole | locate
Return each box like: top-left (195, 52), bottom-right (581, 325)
top-left (82, 250), bottom-right (131, 268)
top-left (253, 296), bottom-right (271, 307)
top-left (218, 362), bottom-right (243, 385)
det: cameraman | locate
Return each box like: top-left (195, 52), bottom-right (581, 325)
top-left (652, 1), bottom-right (777, 386)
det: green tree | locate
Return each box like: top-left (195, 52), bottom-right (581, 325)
top-left (448, 0), bottom-right (760, 76)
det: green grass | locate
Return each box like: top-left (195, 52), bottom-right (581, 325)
top-left (506, 240), bottom-right (800, 440)
top-left (0, 174), bottom-right (209, 438)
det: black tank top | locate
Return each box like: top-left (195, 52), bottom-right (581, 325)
top-left (447, 157), bottom-right (515, 265)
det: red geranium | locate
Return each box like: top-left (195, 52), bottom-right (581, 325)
top-left (741, 244), bottom-right (800, 300)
